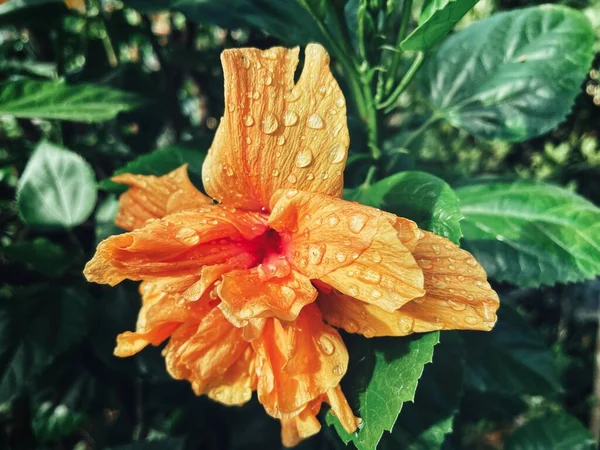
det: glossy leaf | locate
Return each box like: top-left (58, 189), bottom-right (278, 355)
top-left (384, 333), bottom-right (464, 450)
top-left (2, 237), bottom-right (71, 277)
top-left (463, 306), bottom-right (560, 397)
top-left (457, 181), bottom-right (600, 287)
top-left (17, 141), bottom-right (97, 229)
top-left (420, 5), bottom-right (594, 141)
top-left (327, 332), bottom-right (439, 450)
top-left (99, 144), bottom-right (207, 193)
top-left (0, 79), bottom-right (143, 122)
top-left (400, 0), bottom-right (479, 51)
top-left (505, 413), bottom-right (595, 450)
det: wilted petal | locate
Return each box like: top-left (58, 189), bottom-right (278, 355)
top-left (84, 207), bottom-right (268, 285)
top-left (202, 44), bottom-right (349, 210)
top-left (113, 165), bottom-right (212, 231)
top-left (217, 268), bottom-right (317, 326)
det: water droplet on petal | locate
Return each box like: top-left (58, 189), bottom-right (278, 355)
top-left (328, 214), bottom-right (339, 227)
top-left (264, 75), bottom-right (273, 85)
top-left (227, 103), bottom-right (235, 112)
top-left (261, 112), bottom-right (279, 134)
top-left (272, 169), bottom-right (280, 177)
top-left (349, 214), bottom-right (368, 233)
top-left (335, 251), bottom-right (347, 263)
top-left (307, 113), bottom-right (324, 129)
top-left (283, 111), bottom-right (299, 126)
top-left (466, 257), bottom-right (477, 267)
top-left (245, 137), bottom-right (252, 145)
top-left (243, 114), bottom-right (254, 126)
top-left (175, 227), bottom-right (200, 246)
top-left (332, 365), bottom-right (344, 376)
top-left (295, 148), bottom-right (313, 168)
top-left (370, 289), bottom-right (383, 300)
top-left (359, 269), bottom-right (381, 284)
top-left (276, 135), bottom-right (285, 146)
top-left (448, 300), bottom-right (466, 311)
top-left (348, 285), bottom-right (359, 296)
top-left (465, 316), bottom-right (479, 325)
top-left (316, 335), bottom-right (335, 355)
top-left (286, 189), bottom-right (298, 198)
top-left (241, 57), bottom-right (250, 69)
top-left (306, 173), bottom-right (315, 181)
top-left (432, 245), bottom-right (441, 254)
top-left (345, 319), bottom-right (359, 333)
top-left (281, 286), bottom-right (296, 303)
top-left (287, 174), bottom-right (297, 184)
top-left (362, 326), bottom-right (375, 338)
top-left (308, 243), bottom-right (326, 264)
top-left (371, 251), bottom-right (382, 263)
top-left (335, 96), bottom-right (346, 108)
top-left (328, 144), bottom-right (345, 163)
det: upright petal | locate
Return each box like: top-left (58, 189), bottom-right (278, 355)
top-left (269, 191), bottom-right (425, 311)
top-left (252, 304), bottom-right (349, 419)
top-left (217, 268), bottom-right (317, 326)
top-left (164, 308), bottom-right (255, 406)
top-left (319, 231), bottom-right (499, 336)
top-left (113, 165), bottom-right (212, 231)
top-left (84, 207), bottom-right (268, 285)
top-left (202, 44), bottom-right (350, 210)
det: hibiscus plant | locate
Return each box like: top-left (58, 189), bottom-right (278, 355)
top-left (0, 0), bottom-right (599, 449)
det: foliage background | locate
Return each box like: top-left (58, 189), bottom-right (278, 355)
top-left (1, 0), bottom-right (600, 449)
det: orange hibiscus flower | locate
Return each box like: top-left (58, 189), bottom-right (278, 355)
top-left (84, 43), bottom-right (499, 447)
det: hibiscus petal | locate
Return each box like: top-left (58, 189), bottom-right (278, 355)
top-left (202, 44), bottom-right (350, 210)
top-left (114, 281), bottom-right (213, 357)
top-left (84, 207), bottom-right (268, 285)
top-left (113, 165), bottom-right (212, 231)
top-left (269, 191), bottom-right (425, 311)
top-left (252, 304), bottom-right (348, 419)
top-left (280, 400), bottom-right (322, 447)
top-left (217, 268), bottom-right (317, 326)
top-left (164, 308), bottom-right (254, 405)
top-left (318, 231), bottom-right (499, 336)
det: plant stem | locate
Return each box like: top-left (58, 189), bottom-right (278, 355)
top-left (386, 0), bottom-right (413, 94)
top-left (378, 51), bottom-right (425, 111)
top-left (361, 165), bottom-right (377, 188)
top-left (92, 0), bottom-right (118, 67)
top-left (402, 113), bottom-right (440, 150)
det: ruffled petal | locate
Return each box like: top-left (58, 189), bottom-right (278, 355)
top-left (202, 44), bottom-right (349, 210)
top-left (318, 231), bottom-right (499, 336)
top-left (114, 281), bottom-right (213, 357)
top-left (252, 304), bottom-right (348, 419)
top-left (84, 206), bottom-right (268, 286)
top-left (217, 268), bottom-right (317, 326)
top-left (269, 190), bottom-right (424, 311)
top-left (164, 308), bottom-right (255, 405)
top-left (113, 165), bottom-right (212, 231)
top-left (280, 400), bottom-right (322, 447)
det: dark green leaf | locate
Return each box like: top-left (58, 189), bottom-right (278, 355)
top-left (0, 286), bottom-right (92, 402)
top-left (457, 181), bottom-right (600, 287)
top-left (0, 0), bottom-right (60, 16)
top-left (2, 237), bottom-right (71, 277)
top-left (400, 0), bottom-right (479, 51)
top-left (385, 333), bottom-right (464, 450)
top-left (0, 60), bottom-right (56, 78)
top-left (0, 79), bottom-right (143, 122)
top-left (327, 332), bottom-right (439, 450)
top-left (99, 144), bottom-right (207, 193)
top-left (95, 196), bottom-right (122, 243)
top-left (32, 401), bottom-right (87, 443)
top-left (505, 413), bottom-right (595, 450)
top-left (420, 5), bottom-right (594, 141)
top-left (463, 305), bottom-right (560, 396)
top-left (103, 437), bottom-right (186, 450)
top-left (17, 141), bottom-right (97, 229)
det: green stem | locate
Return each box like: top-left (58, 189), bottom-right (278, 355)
top-left (378, 51), bottom-right (425, 111)
top-left (402, 114), bottom-right (440, 150)
top-left (386, 0), bottom-right (413, 93)
top-left (93, 0), bottom-right (118, 67)
top-left (361, 165), bottom-right (377, 188)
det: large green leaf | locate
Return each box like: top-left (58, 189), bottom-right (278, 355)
top-left (2, 237), bottom-right (71, 277)
top-left (463, 306), bottom-right (560, 397)
top-left (17, 141), bottom-right (97, 229)
top-left (420, 5), bottom-right (594, 142)
top-left (505, 413), bottom-right (595, 450)
top-left (368, 171), bottom-right (462, 244)
top-left (400, 0), bottom-right (479, 51)
top-left (99, 144), bottom-right (207, 193)
top-left (384, 333), bottom-right (464, 450)
top-left (0, 286), bottom-right (91, 402)
top-left (327, 332), bottom-right (439, 450)
top-left (457, 181), bottom-right (600, 287)
top-left (0, 79), bottom-right (142, 122)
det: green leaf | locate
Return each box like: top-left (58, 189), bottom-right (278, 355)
top-left (420, 5), bottom-right (594, 142)
top-left (400, 0), bottom-right (479, 51)
top-left (0, 286), bottom-right (92, 402)
top-left (2, 237), bottom-right (71, 277)
top-left (505, 413), bottom-right (595, 450)
top-left (463, 305), bottom-right (560, 397)
top-left (103, 437), bottom-right (186, 450)
top-left (457, 180), bottom-right (600, 287)
top-left (32, 402), bottom-right (87, 443)
top-left (17, 141), bottom-right (97, 229)
top-left (327, 332), bottom-right (439, 450)
top-left (353, 172), bottom-right (462, 244)
top-left (0, 60), bottom-right (56, 78)
top-left (384, 333), bottom-right (464, 450)
top-left (99, 144), bottom-right (207, 193)
top-left (0, 79), bottom-right (143, 122)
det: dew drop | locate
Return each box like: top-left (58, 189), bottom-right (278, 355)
top-left (245, 137), bottom-right (252, 145)
top-left (335, 251), bottom-right (347, 263)
top-left (287, 174), bottom-right (297, 184)
top-left (316, 335), bottom-right (335, 356)
top-left (264, 75), bottom-right (273, 85)
top-left (332, 123), bottom-right (343, 137)
top-left (283, 111), bottom-right (299, 126)
top-left (328, 214), bottom-right (340, 227)
top-left (272, 169), bottom-right (280, 177)
top-left (345, 319), bottom-right (359, 333)
top-left (243, 114), bottom-right (254, 126)
top-left (348, 285), bottom-right (359, 296)
top-left (306, 173), bottom-right (315, 181)
top-left (307, 113), bottom-right (324, 129)
top-left (227, 103), bottom-right (235, 112)
top-left (362, 326), bottom-right (375, 338)
top-left (432, 245), bottom-right (441, 254)
top-left (175, 227), bottom-right (200, 246)
top-left (359, 269), bottom-right (381, 284)
top-left (465, 316), bottom-right (479, 325)
top-left (328, 144), bottom-right (345, 164)
top-left (320, 171), bottom-right (329, 180)
top-left (370, 289), bottom-right (383, 299)
top-left (295, 148), bottom-right (313, 168)
top-left (466, 257), bottom-right (477, 267)
top-left (349, 214), bottom-right (368, 233)
top-left (335, 96), bottom-right (346, 108)
top-left (284, 88), bottom-right (301, 103)
top-left (261, 112), bottom-right (279, 134)
top-left (281, 286), bottom-right (296, 303)
top-left (286, 189), bottom-right (298, 198)
top-left (371, 251), bottom-right (382, 263)
top-left (332, 365), bottom-right (344, 376)
top-left (308, 243), bottom-right (326, 264)
top-left (276, 135), bottom-right (286, 146)
top-left (241, 57), bottom-right (250, 69)
top-left (448, 300), bottom-right (466, 311)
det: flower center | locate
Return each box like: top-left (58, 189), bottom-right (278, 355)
top-left (253, 229), bottom-right (291, 280)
